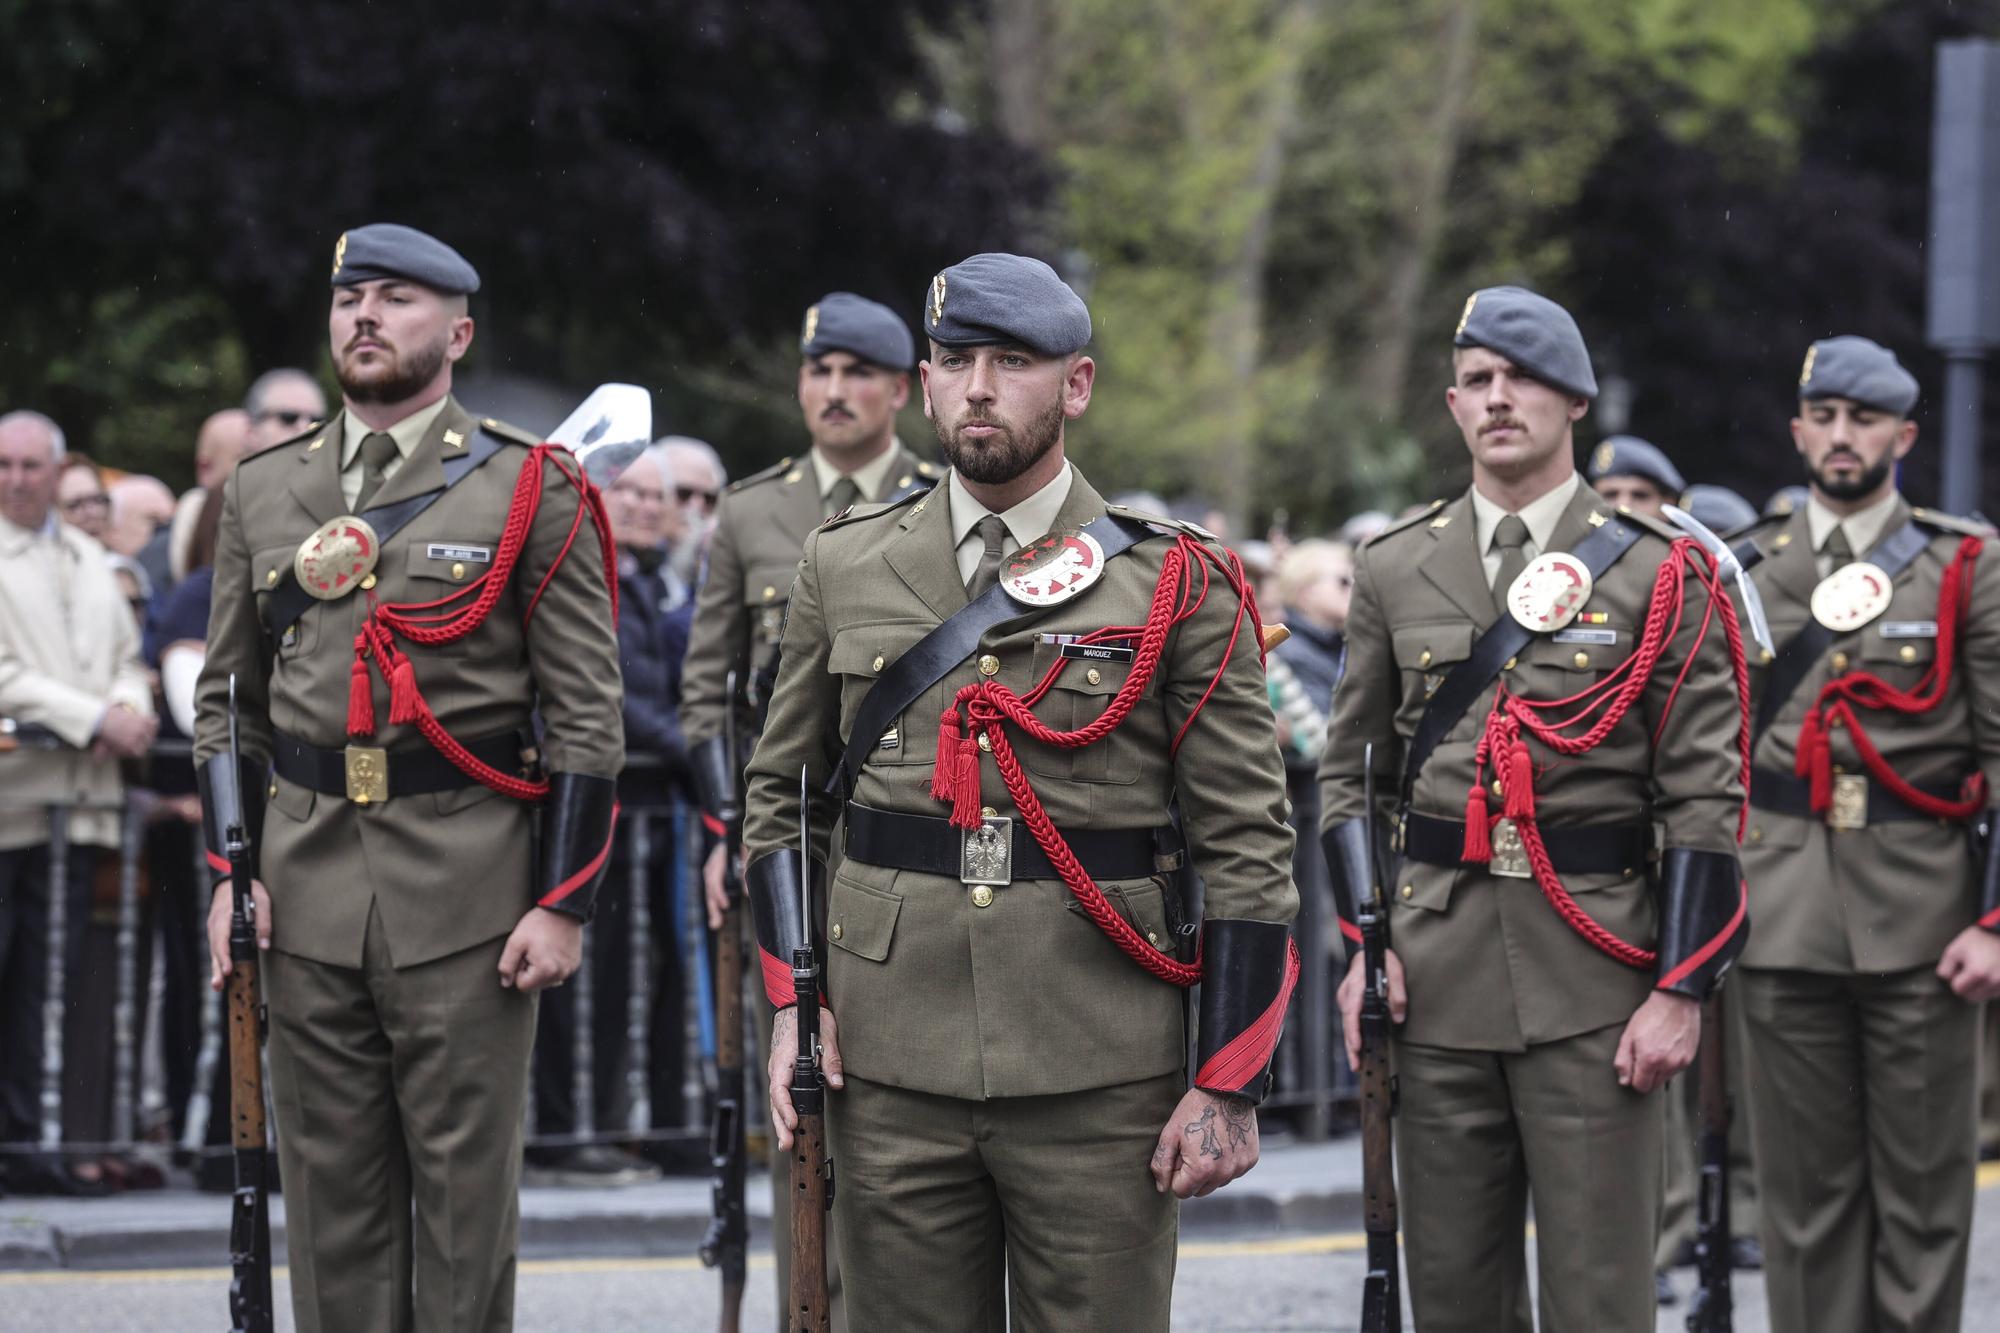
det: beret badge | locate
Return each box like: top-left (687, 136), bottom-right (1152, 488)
top-left (929, 273), bottom-right (948, 328)
top-left (802, 304), bottom-right (820, 344)
top-left (1799, 344), bottom-right (1818, 388)
top-left (1455, 291), bottom-right (1479, 337)
top-left (1594, 442), bottom-right (1615, 473)
top-left (331, 231), bottom-right (349, 282)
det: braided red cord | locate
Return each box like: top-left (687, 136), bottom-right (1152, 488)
top-left (1794, 536), bottom-right (1987, 821)
top-left (345, 444), bottom-right (617, 800)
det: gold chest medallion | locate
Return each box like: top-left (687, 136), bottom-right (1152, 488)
top-left (295, 515), bottom-right (382, 601)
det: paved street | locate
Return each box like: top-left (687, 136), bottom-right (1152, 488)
top-left (3, 1162), bottom-right (1994, 1330)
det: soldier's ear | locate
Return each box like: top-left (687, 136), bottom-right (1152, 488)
top-left (918, 362), bottom-right (935, 419)
top-left (1893, 416), bottom-right (1919, 459)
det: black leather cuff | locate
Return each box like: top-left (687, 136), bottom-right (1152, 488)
top-left (691, 735), bottom-right (737, 827)
top-left (1320, 818), bottom-right (1375, 960)
top-left (1193, 919), bottom-right (1299, 1104)
top-left (1978, 810), bottom-right (2000, 934)
top-left (1654, 847), bottom-right (1747, 999)
top-left (747, 850), bottom-right (811, 1009)
top-left (197, 754), bottom-right (264, 886)
top-left (536, 773), bottom-right (620, 922)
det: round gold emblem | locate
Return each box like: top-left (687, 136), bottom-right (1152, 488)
top-left (294, 515), bottom-right (382, 601)
top-left (1810, 562), bottom-right (1892, 633)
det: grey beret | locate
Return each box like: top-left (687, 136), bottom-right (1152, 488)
top-left (1682, 483), bottom-right (1759, 535)
top-left (923, 253), bottom-right (1091, 357)
top-left (1765, 484), bottom-right (1809, 517)
top-left (1585, 434), bottom-right (1686, 495)
top-left (330, 224), bottom-right (480, 295)
top-left (800, 292), bottom-right (914, 369)
top-left (1798, 335), bottom-right (1919, 415)
top-left (1452, 285), bottom-right (1597, 399)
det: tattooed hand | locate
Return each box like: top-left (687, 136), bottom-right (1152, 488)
top-left (766, 1002), bottom-right (844, 1151)
top-left (1150, 1087), bottom-right (1260, 1199)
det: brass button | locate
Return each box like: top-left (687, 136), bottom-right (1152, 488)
top-left (268, 783), bottom-right (279, 799)
top-left (762, 585), bottom-right (777, 601)
top-left (1572, 651), bottom-right (1590, 669)
top-left (971, 885), bottom-right (995, 908)
top-left (978, 654), bottom-right (1001, 676)
top-left (1899, 645), bottom-right (1917, 663)
top-left (1086, 668), bottom-right (1102, 685)
top-left (450, 561), bottom-right (466, 581)
top-left (981, 806), bottom-right (997, 819)
top-left (265, 568), bottom-right (279, 587)
top-left (871, 655), bottom-right (885, 673)
top-left (977, 732), bottom-right (992, 753)
top-left (1759, 648), bottom-right (1774, 665)
top-left (1828, 715), bottom-right (1843, 730)
top-left (1147, 930), bottom-right (1160, 946)
top-left (1492, 779), bottom-right (1503, 798)
top-left (1400, 884), bottom-right (1414, 900)
top-left (1418, 649), bottom-right (1433, 668)
top-left (1748, 827), bottom-right (1763, 843)
top-left (1831, 651), bottom-right (1849, 673)
top-left (1774, 532), bottom-right (1793, 548)
top-left (1503, 656), bottom-right (1517, 671)
top-left (830, 923), bottom-right (843, 941)
top-left (359, 573), bottom-right (377, 590)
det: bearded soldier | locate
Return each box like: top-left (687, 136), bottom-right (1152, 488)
top-left (1319, 286), bottom-right (1750, 1333)
top-left (1729, 335), bottom-right (2000, 1333)
top-left (740, 253), bottom-right (1299, 1330)
top-left (194, 224), bottom-right (623, 1332)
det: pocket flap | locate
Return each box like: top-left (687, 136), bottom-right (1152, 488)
top-left (829, 873), bottom-right (902, 963)
top-left (1392, 623), bottom-right (1475, 671)
top-left (742, 563), bottom-right (801, 609)
top-left (1861, 630), bottom-right (1936, 665)
top-left (828, 621), bottom-right (932, 679)
top-left (251, 544), bottom-right (299, 595)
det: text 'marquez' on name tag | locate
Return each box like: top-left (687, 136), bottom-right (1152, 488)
top-left (427, 543), bottom-right (492, 564)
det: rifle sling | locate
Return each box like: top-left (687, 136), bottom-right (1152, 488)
top-left (1750, 519), bottom-right (1929, 747)
top-left (1400, 517), bottom-right (1645, 810)
top-left (830, 511), bottom-right (1157, 797)
top-left (258, 431), bottom-right (510, 642)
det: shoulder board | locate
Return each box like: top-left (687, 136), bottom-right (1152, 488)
top-left (819, 486), bottom-right (926, 532)
top-left (1362, 500), bottom-right (1446, 547)
top-left (242, 421), bottom-right (326, 464)
top-left (478, 417), bottom-right (542, 448)
top-left (1103, 503), bottom-right (1216, 542)
top-left (1911, 506), bottom-right (1998, 539)
top-left (1615, 508), bottom-right (1684, 544)
top-left (1722, 510), bottom-right (1786, 545)
top-left (724, 456), bottom-right (795, 495)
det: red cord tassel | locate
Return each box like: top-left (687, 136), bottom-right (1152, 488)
top-left (931, 708), bottom-right (963, 802)
top-left (1794, 709), bottom-right (1822, 780)
top-left (1462, 785), bottom-right (1492, 862)
top-left (1503, 740), bottom-right (1536, 821)
top-left (388, 653), bottom-right (423, 726)
top-left (1806, 732), bottom-right (1833, 813)
top-left (948, 733), bottom-right (984, 829)
top-left (347, 651), bottom-right (376, 738)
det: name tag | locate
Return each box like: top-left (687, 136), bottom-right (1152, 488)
top-left (1879, 621), bottom-right (1938, 639)
top-left (1041, 633), bottom-right (1137, 664)
top-left (1551, 628), bottom-right (1618, 645)
top-left (427, 543), bottom-right (491, 564)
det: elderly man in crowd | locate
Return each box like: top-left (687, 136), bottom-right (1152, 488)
top-left (137, 408), bottom-right (255, 595)
top-left (241, 368), bottom-right (328, 454)
top-left (654, 435), bottom-right (726, 595)
top-left (0, 410), bottom-right (157, 1195)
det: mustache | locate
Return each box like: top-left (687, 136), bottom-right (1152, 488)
top-left (1480, 417), bottom-right (1525, 435)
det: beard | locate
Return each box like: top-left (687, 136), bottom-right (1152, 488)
top-left (1809, 451), bottom-right (1894, 501)
top-left (335, 333), bottom-right (449, 406)
top-left (931, 393), bottom-right (1065, 485)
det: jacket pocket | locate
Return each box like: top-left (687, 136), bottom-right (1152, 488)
top-left (268, 773), bottom-right (316, 823)
top-left (828, 872), bottom-right (902, 963)
top-left (1018, 639), bottom-right (1141, 784)
top-left (828, 620), bottom-right (933, 765)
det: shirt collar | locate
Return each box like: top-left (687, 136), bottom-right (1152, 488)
top-left (808, 439), bottom-right (901, 504)
top-left (1469, 472), bottom-right (1581, 556)
top-left (0, 509), bottom-right (62, 552)
top-left (1805, 489), bottom-right (1900, 556)
top-left (340, 396), bottom-right (451, 470)
top-left (948, 461), bottom-right (1075, 551)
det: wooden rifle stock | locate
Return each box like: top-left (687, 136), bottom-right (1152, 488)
top-left (1684, 991), bottom-right (1733, 1332)
top-left (699, 676), bottom-right (749, 1331)
top-left (787, 768), bottom-right (832, 1333)
top-left (223, 677), bottom-right (274, 1333)
top-left (1357, 743), bottom-right (1402, 1332)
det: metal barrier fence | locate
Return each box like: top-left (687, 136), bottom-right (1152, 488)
top-left (0, 744), bottom-right (1351, 1174)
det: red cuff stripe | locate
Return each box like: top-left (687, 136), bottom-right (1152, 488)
top-left (1658, 880), bottom-right (1749, 991)
top-left (206, 850), bottom-right (230, 876)
top-left (1195, 943), bottom-right (1302, 1092)
top-left (538, 801), bottom-right (621, 908)
top-left (1338, 918), bottom-right (1362, 945)
top-left (759, 948), bottom-right (798, 1008)
top-left (1979, 902), bottom-right (2000, 930)
top-left (701, 811), bottom-right (727, 838)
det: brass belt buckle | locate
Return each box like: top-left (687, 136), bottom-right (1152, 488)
top-left (1488, 817), bottom-right (1532, 878)
top-left (1828, 773), bottom-right (1868, 831)
top-left (961, 816), bottom-right (1013, 886)
top-left (345, 745), bottom-right (389, 805)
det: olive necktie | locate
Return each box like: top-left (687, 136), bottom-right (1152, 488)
top-left (966, 515), bottom-right (1008, 598)
top-left (1491, 514), bottom-right (1531, 613)
top-left (1822, 524), bottom-right (1854, 578)
top-left (354, 432), bottom-right (400, 511)
top-left (826, 477), bottom-right (861, 521)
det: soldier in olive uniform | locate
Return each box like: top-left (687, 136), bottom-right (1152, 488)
top-left (1729, 335), bottom-right (2000, 1333)
top-left (1584, 433), bottom-right (1686, 518)
top-left (680, 292), bottom-right (934, 1324)
top-left (195, 225), bottom-right (624, 1333)
top-left (1319, 286), bottom-right (1749, 1333)
top-left (742, 253), bottom-right (1299, 1330)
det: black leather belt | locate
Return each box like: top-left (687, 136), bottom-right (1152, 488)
top-left (1749, 767), bottom-right (1966, 826)
top-left (270, 730), bottom-right (528, 801)
top-left (1401, 810), bottom-right (1651, 875)
top-left (842, 802), bottom-right (1164, 883)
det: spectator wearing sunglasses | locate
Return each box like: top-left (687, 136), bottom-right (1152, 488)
top-left (654, 435), bottom-right (727, 596)
top-left (55, 453), bottom-right (113, 545)
top-left (242, 367), bottom-right (328, 454)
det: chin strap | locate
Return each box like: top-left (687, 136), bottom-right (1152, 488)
top-left (196, 753), bottom-right (265, 886)
top-left (1192, 919), bottom-right (1301, 1104)
top-left (536, 773), bottom-right (619, 922)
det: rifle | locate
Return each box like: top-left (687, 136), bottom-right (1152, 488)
top-left (223, 676), bottom-right (274, 1333)
top-left (787, 766), bottom-right (832, 1333)
top-left (1685, 990), bottom-right (1733, 1332)
top-left (697, 671), bottom-right (749, 1332)
top-left (1357, 743), bottom-right (1402, 1333)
